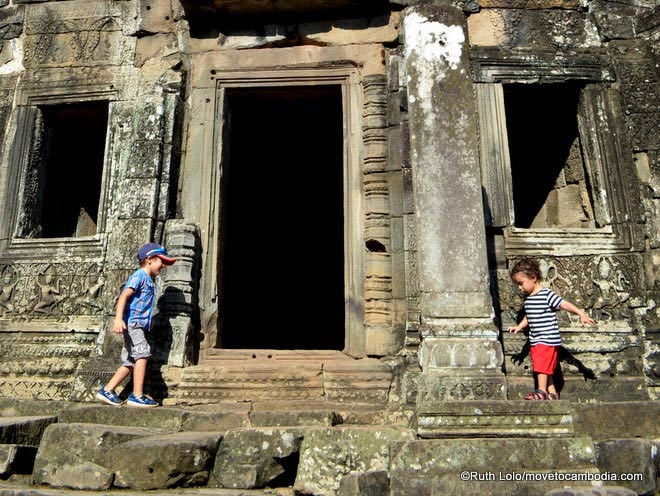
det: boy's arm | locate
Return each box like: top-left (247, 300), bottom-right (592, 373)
top-left (559, 300), bottom-right (596, 325)
top-left (507, 316), bottom-right (528, 333)
top-left (113, 287), bottom-right (135, 334)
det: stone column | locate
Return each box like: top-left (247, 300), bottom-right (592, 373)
top-left (403, 4), bottom-right (506, 408)
top-left (153, 220), bottom-right (200, 367)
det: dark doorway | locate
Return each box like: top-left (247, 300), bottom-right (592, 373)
top-left (218, 85), bottom-right (345, 350)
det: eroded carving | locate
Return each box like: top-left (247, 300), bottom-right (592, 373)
top-left (31, 265), bottom-right (65, 316)
top-left (0, 263), bottom-right (106, 321)
top-left (590, 256), bottom-right (631, 320)
top-left (0, 265), bottom-right (18, 316)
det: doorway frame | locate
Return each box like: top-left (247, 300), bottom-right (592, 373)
top-left (202, 67), bottom-right (365, 356)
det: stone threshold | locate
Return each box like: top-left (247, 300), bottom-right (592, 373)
top-left (173, 349), bottom-right (394, 404)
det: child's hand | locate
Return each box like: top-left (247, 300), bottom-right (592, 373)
top-left (507, 326), bottom-right (521, 333)
top-left (579, 313), bottom-right (596, 325)
top-left (113, 318), bottom-right (126, 334)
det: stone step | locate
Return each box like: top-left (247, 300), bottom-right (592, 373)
top-left (0, 399), bottom-right (656, 495)
top-left (572, 400), bottom-right (660, 440)
top-left (60, 404), bottom-right (251, 432)
top-left (417, 400), bottom-right (574, 438)
top-left (0, 482), bottom-right (295, 495)
top-left (0, 416), bottom-right (57, 446)
top-left (390, 437), bottom-right (600, 496)
top-left (174, 356), bottom-right (393, 404)
top-left (32, 423), bottom-right (172, 490)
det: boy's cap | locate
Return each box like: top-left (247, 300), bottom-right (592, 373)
top-left (137, 243), bottom-right (176, 265)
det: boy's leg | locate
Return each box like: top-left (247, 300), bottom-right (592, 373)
top-left (547, 375), bottom-right (558, 396)
top-left (105, 365), bottom-right (132, 392)
top-left (132, 358), bottom-right (148, 397)
top-left (124, 325), bottom-right (151, 397)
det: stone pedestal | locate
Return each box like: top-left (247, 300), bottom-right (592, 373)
top-left (403, 4), bottom-right (506, 410)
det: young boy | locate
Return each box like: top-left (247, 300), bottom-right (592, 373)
top-left (507, 257), bottom-right (595, 400)
top-left (97, 242), bottom-right (175, 407)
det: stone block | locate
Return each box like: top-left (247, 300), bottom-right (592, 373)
top-left (116, 178), bottom-right (160, 219)
top-left (110, 431), bottom-right (222, 490)
top-left (0, 6), bottom-right (23, 40)
top-left (180, 409), bottom-right (251, 432)
top-left (468, 8), bottom-right (599, 49)
top-left (32, 423), bottom-right (164, 489)
top-left (58, 405), bottom-right (185, 431)
top-left (468, 9), bottom-right (507, 46)
top-left (388, 172), bottom-right (404, 219)
top-left (365, 324), bottom-right (404, 358)
top-left (417, 369), bottom-right (507, 403)
top-left (300, 13), bottom-right (399, 46)
top-left (571, 401), bottom-right (660, 440)
top-left (390, 437), bottom-right (598, 496)
top-left (249, 410), bottom-right (337, 428)
top-left (176, 362), bottom-right (325, 402)
top-left (417, 400), bottom-right (574, 438)
top-left (0, 416), bottom-right (57, 446)
top-left (209, 427), bottom-right (305, 489)
top-left (420, 337), bottom-right (503, 369)
top-left (104, 219), bottom-right (153, 270)
top-left (294, 426), bottom-right (415, 496)
top-left (595, 438), bottom-right (657, 495)
top-left (120, 0), bottom-right (174, 36)
top-left (0, 398), bottom-right (70, 418)
top-left (217, 26), bottom-right (286, 50)
top-left (323, 357), bottom-right (393, 402)
top-left (0, 444), bottom-right (37, 477)
top-left (590, 1), bottom-right (636, 40)
top-left (338, 470), bottom-right (390, 496)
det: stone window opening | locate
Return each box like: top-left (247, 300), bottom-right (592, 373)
top-left (474, 49), bottom-right (640, 255)
top-left (16, 101), bottom-right (109, 239)
top-left (503, 83), bottom-right (596, 230)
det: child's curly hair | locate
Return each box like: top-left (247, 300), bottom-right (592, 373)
top-left (510, 257), bottom-right (541, 280)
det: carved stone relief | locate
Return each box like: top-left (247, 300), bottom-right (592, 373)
top-left (500, 255), bottom-right (641, 325)
top-left (0, 331), bottom-right (96, 400)
top-left (0, 263), bottom-right (106, 321)
top-left (22, 0), bottom-right (132, 68)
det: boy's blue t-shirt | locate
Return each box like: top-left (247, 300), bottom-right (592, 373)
top-left (123, 269), bottom-right (156, 330)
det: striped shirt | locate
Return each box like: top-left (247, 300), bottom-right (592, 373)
top-left (523, 287), bottom-right (564, 346)
top-left (123, 269), bottom-right (156, 331)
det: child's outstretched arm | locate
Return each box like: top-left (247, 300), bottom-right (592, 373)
top-left (507, 316), bottom-right (528, 333)
top-left (113, 287), bottom-right (135, 334)
top-left (559, 300), bottom-right (596, 325)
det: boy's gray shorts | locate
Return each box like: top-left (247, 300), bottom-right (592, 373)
top-left (121, 325), bottom-right (151, 367)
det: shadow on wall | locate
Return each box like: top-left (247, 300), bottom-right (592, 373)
top-left (510, 339), bottom-right (596, 395)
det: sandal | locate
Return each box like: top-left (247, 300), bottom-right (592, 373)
top-left (524, 389), bottom-right (548, 400)
top-left (547, 393), bottom-right (560, 400)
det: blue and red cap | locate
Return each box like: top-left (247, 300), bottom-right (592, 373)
top-left (137, 242), bottom-right (176, 265)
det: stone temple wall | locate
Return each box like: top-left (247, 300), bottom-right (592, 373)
top-left (0, 0), bottom-right (654, 405)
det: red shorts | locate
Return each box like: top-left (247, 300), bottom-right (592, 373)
top-left (530, 344), bottom-right (558, 375)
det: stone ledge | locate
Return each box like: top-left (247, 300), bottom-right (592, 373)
top-left (417, 400), bottom-right (573, 438)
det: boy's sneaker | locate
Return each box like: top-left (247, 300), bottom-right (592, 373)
top-left (96, 387), bottom-right (121, 406)
top-left (126, 392), bottom-right (158, 408)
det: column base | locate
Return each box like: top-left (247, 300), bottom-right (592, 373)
top-left (417, 369), bottom-right (507, 404)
